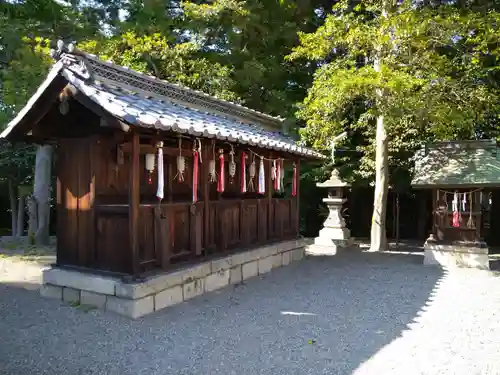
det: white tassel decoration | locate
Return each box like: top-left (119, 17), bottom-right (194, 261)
top-left (258, 156), bottom-right (265, 194)
top-left (156, 142), bottom-right (164, 200)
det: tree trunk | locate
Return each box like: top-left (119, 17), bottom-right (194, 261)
top-left (16, 194), bottom-right (25, 237)
top-left (27, 196), bottom-right (38, 245)
top-left (8, 179), bottom-right (18, 237)
top-left (369, 114), bottom-right (389, 251)
top-left (369, 1), bottom-right (390, 252)
top-left (33, 145), bottom-right (52, 246)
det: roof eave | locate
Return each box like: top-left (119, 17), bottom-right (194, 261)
top-left (0, 61), bottom-right (65, 140)
top-left (411, 182), bottom-right (500, 189)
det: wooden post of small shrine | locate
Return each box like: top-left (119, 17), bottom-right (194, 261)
top-left (295, 159), bottom-right (301, 236)
top-left (267, 152), bottom-right (273, 240)
top-left (128, 132), bottom-right (140, 276)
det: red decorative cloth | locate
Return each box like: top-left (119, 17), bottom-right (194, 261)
top-left (217, 151), bottom-right (225, 193)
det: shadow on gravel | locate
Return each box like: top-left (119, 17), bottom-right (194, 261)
top-left (0, 250), bottom-right (445, 375)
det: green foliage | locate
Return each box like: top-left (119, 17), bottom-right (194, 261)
top-left (182, 0), bottom-right (331, 117)
top-left (288, 0), bottom-right (500, 187)
top-left (79, 32), bottom-right (239, 102)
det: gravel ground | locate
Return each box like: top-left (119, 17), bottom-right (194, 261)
top-left (1, 250), bottom-right (500, 375)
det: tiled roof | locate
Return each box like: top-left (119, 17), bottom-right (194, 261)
top-left (411, 140), bottom-right (500, 187)
top-left (1, 43), bottom-right (325, 159)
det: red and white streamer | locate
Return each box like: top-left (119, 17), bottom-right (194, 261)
top-left (192, 150), bottom-right (199, 202)
top-left (292, 162), bottom-right (297, 197)
top-left (240, 151), bottom-right (247, 193)
top-left (217, 150), bottom-right (225, 193)
top-left (274, 159), bottom-right (282, 192)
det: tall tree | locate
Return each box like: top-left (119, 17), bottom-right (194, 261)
top-left (288, 0), bottom-right (500, 250)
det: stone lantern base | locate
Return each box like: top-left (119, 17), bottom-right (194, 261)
top-left (306, 196), bottom-right (352, 256)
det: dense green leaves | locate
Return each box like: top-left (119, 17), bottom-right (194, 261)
top-left (289, 0), bottom-right (500, 186)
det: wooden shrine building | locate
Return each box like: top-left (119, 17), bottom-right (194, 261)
top-left (1, 42), bottom-right (324, 317)
top-left (411, 139), bottom-right (498, 269)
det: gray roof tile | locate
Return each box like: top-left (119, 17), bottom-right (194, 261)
top-left (1, 49), bottom-right (324, 159)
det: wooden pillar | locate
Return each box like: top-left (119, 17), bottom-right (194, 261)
top-left (128, 132), bottom-right (140, 276)
top-left (202, 143), bottom-right (210, 251)
top-left (267, 152), bottom-right (273, 240)
top-left (295, 159), bottom-right (301, 236)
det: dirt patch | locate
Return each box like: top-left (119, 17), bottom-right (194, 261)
top-left (0, 236), bottom-right (56, 266)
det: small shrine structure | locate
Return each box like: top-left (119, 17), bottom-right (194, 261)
top-left (411, 139), bottom-right (498, 270)
top-left (1, 41), bottom-right (324, 318)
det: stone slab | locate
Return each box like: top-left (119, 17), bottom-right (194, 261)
top-left (271, 254), bottom-right (282, 268)
top-left (291, 248), bottom-right (305, 262)
top-left (181, 263), bottom-right (211, 283)
top-left (229, 265), bottom-right (242, 284)
top-left (43, 268), bottom-right (117, 295)
top-left (154, 286), bottom-right (183, 311)
top-left (81, 290), bottom-right (107, 308)
top-left (424, 249), bottom-right (489, 270)
top-left (40, 284), bottom-right (62, 300)
top-left (183, 279), bottom-right (205, 301)
top-left (306, 244), bottom-right (338, 256)
top-left (258, 257), bottom-right (273, 275)
top-left (205, 270), bottom-right (230, 292)
top-left (211, 256), bottom-right (233, 273)
top-left (115, 270), bottom-right (183, 300)
top-left (106, 295), bottom-right (154, 319)
top-left (282, 251), bottom-right (291, 266)
top-left (231, 249), bottom-right (260, 266)
top-left (242, 260), bottom-right (258, 280)
top-left (62, 287), bottom-right (80, 304)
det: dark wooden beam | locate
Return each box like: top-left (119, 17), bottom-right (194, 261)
top-left (128, 133), bottom-right (140, 276)
top-left (121, 142), bottom-right (192, 157)
top-left (65, 85), bottom-right (130, 132)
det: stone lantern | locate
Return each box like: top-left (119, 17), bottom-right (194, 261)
top-left (308, 168), bottom-right (351, 255)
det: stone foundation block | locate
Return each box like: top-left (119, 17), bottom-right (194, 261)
top-left (62, 287), bottom-right (80, 304)
top-left (271, 254), bottom-right (282, 268)
top-left (106, 295), bottom-right (154, 319)
top-left (181, 263), bottom-right (211, 283)
top-left (305, 244), bottom-right (338, 256)
top-left (80, 290), bottom-right (107, 308)
top-left (40, 284), bottom-right (62, 299)
top-left (291, 248), bottom-right (304, 262)
top-left (40, 239), bottom-right (307, 318)
top-left (115, 270), bottom-right (183, 300)
top-left (183, 279), bottom-right (204, 301)
top-left (43, 268), bottom-right (116, 295)
top-left (205, 270), bottom-right (230, 292)
top-left (424, 249), bottom-right (489, 270)
top-left (424, 240), bottom-right (489, 270)
top-left (229, 265), bottom-right (242, 284)
top-left (242, 260), bottom-right (258, 280)
top-left (258, 257), bottom-right (273, 275)
top-left (282, 251), bottom-right (291, 266)
top-left (154, 286), bottom-right (183, 311)
top-left (211, 256), bottom-right (232, 273)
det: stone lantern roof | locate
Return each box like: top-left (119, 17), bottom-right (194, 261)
top-left (316, 168), bottom-right (351, 188)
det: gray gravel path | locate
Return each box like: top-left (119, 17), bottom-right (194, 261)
top-left (1, 251), bottom-right (500, 375)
